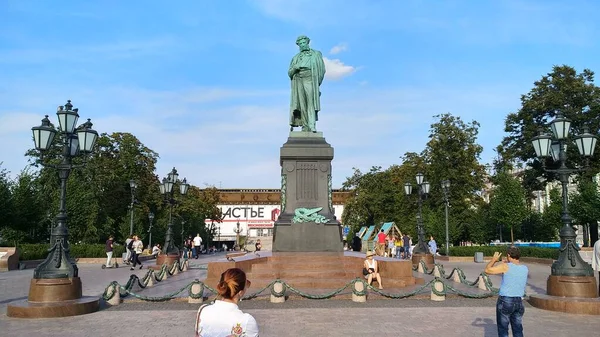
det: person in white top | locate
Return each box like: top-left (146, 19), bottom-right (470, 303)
top-left (151, 243), bottom-right (161, 258)
top-left (130, 235), bottom-right (144, 270)
top-left (363, 251), bottom-right (383, 289)
top-left (593, 238), bottom-right (600, 296)
top-left (195, 268), bottom-right (259, 337)
top-left (193, 234), bottom-right (203, 259)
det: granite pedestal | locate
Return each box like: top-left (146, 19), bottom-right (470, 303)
top-left (7, 277), bottom-right (99, 318)
top-left (272, 132), bottom-right (343, 252)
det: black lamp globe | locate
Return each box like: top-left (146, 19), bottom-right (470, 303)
top-left (56, 100), bottom-right (79, 134)
top-left (76, 119), bottom-right (98, 154)
top-left (168, 167), bottom-right (179, 183)
top-left (532, 130), bottom-right (552, 158)
top-left (574, 127), bottom-right (598, 157)
top-left (404, 182), bottom-right (412, 195)
top-left (180, 178), bottom-right (190, 195)
top-left (31, 115), bottom-right (57, 151)
top-left (550, 111), bottom-right (571, 140)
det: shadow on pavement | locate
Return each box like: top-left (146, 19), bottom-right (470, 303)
top-left (471, 317), bottom-right (496, 337)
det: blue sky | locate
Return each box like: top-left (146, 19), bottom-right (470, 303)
top-left (1, 0), bottom-right (600, 188)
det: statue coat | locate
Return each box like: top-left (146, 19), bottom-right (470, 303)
top-left (288, 49), bottom-right (326, 130)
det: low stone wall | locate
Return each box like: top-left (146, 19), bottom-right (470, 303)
top-left (0, 247), bottom-right (20, 271)
top-left (436, 255), bottom-right (554, 265)
top-left (18, 255), bottom-right (156, 270)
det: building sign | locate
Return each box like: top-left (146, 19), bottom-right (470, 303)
top-left (207, 204), bottom-right (344, 239)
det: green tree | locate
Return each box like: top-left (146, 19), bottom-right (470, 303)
top-left (0, 163), bottom-right (15, 244)
top-left (569, 178), bottom-right (600, 246)
top-left (541, 188), bottom-right (562, 241)
top-left (341, 166), bottom-right (402, 235)
top-left (488, 171), bottom-right (528, 243)
top-left (499, 65), bottom-right (600, 241)
top-left (422, 113), bottom-right (486, 245)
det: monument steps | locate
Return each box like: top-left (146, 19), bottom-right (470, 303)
top-left (250, 260), bottom-right (361, 272)
top-left (248, 269), bottom-right (353, 279)
top-left (248, 276), bottom-right (413, 289)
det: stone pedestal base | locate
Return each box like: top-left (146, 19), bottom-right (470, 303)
top-left (154, 253), bottom-right (179, 269)
top-left (272, 132), bottom-right (343, 252)
top-left (547, 275), bottom-right (598, 298)
top-left (529, 294), bottom-right (600, 315)
top-left (412, 253), bottom-right (434, 270)
top-left (273, 221), bottom-right (342, 252)
top-left (7, 277), bottom-right (99, 318)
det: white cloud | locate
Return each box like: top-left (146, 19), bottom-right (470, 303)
top-left (0, 78), bottom-right (523, 188)
top-left (329, 43), bottom-right (348, 55)
top-left (323, 57), bottom-right (356, 80)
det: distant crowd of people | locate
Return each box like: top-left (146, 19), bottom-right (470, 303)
top-left (348, 229), bottom-right (440, 260)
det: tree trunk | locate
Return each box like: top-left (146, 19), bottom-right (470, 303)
top-left (583, 223), bottom-right (589, 247)
top-left (511, 226), bottom-right (514, 244)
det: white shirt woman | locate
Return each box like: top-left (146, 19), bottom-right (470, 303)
top-left (196, 300), bottom-right (259, 337)
top-left (195, 268), bottom-right (259, 337)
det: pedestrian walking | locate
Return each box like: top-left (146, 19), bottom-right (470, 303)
top-left (193, 233), bottom-right (203, 259)
top-left (105, 235), bottom-right (114, 267)
top-left (124, 235), bottom-right (133, 265)
top-left (130, 235), bottom-right (144, 270)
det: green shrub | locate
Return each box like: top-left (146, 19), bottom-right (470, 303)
top-left (447, 246), bottom-right (559, 260)
top-left (15, 243), bottom-right (125, 260)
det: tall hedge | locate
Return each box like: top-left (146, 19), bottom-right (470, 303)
top-left (15, 244), bottom-right (126, 260)
top-left (448, 246), bottom-right (559, 259)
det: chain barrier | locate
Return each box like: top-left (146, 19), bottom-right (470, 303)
top-left (188, 280), bottom-right (205, 299)
top-left (101, 260), bottom-right (500, 302)
top-left (269, 280), bottom-right (286, 298)
top-left (351, 279), bottom-right (368, 297)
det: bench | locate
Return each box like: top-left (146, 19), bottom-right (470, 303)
top-left (0, 247), bottom-right (20, 271)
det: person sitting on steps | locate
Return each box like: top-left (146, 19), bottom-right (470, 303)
top-left (364, 251), bottom-right (383, 289)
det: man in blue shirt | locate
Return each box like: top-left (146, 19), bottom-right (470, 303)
top-left (485, 246), bottom-right (529, 337)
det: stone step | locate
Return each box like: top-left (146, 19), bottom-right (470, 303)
top-left (248, 269), bottom-right (353, 279)
top-left (250, 261), bottom-right (361, 272)
top-left (249, 277), bottom-right (414, 290)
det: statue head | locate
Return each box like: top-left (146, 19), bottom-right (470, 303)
top-left (296, 35), bottom-right (311, 52)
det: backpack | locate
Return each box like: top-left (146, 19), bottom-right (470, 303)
top-left (127, 240), bottom-right (134, 250)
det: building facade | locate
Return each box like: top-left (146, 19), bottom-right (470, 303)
top-left (206, 189), bottom-right (352, 245)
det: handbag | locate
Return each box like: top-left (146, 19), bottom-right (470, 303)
top-left (362, 267), bottom-right (369, 276)
top-left (194, 303), bottom-right (210, 337)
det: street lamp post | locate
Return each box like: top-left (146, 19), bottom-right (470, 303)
top-left (7, 100), bottom-right (100, 318)
top-left (148, 212), bottom-right (154, 250)
top-left (404, 173), bottom-right (431, 256)
top-left (129, 179), bottom-right (137, 236)
top-left (531, 110), bottom-right (598, 297)
top-left (159, 167), bottom-right (189, 257)
top-left (441, 180), bottom-right (451, 256)
top-left (181, 219), bottom-right (186, 248)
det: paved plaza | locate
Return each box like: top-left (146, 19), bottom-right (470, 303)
top-left (1, 254), bottom-right (599, 336)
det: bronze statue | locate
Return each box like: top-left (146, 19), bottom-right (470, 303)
top-left (288, 36), bottom-right (326, 132)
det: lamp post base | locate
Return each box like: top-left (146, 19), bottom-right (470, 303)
top-left (412, 253), bottom-right (434, 270)
top-left (547, 275), bottom-right (598, 298)
top-left (154, 253), bottom-right (180, 269)
top-left (6, 277), bottom-right (99, 318)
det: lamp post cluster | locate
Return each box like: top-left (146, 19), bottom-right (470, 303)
top-left (531, 111), bottom-right (597, 277)
top-left (404, 173), bottom-right (431, 255)
top-left (159, 167), bottom-right (189, 255)
top-left (129, 179), bottom-right (138, 236)
top-left (441, 179), bottom-right (451, 256)
top-left (30, 100), bottom-right (98, 279)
